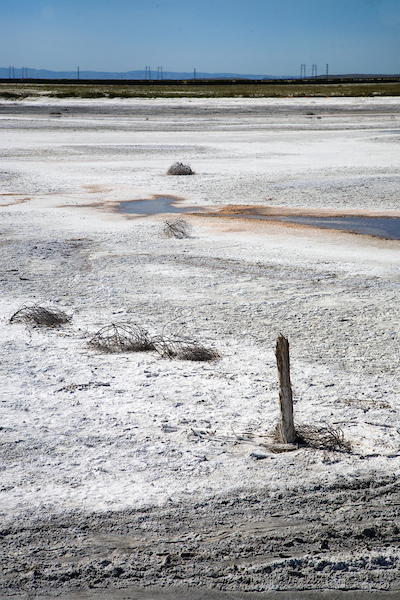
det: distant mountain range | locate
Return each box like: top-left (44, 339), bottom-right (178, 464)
top-left (1, 68), bottom-right (398, 81)
top-left (1, 68), bottom-right (281, 80)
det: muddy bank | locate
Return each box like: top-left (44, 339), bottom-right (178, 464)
top-left (2, 477), bottom-right (400, 597)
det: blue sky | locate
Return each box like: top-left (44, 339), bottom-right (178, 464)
top-left (1, 0), bottom-right (399, 75)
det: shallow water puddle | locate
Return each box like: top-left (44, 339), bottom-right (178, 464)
top-left (117, 196), bottom-right (189, 215)
top-left (117, 198), bottom-right (400, 240)
top-left (271, 216), bottom-right (400, 240)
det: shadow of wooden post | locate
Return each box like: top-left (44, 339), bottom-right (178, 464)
top-left (276, 335), bottom-right (296, 444)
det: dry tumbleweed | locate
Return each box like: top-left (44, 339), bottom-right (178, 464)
top-left (295, 423), bottom-right (351, 452)
top-left (271, 422), bottom-right (351, 452)
top-left (9, 303), bottom-right (71, 327)
top-left (88, 323), bottom-right (155, 353)
top-left (152, 332), bottom-right (220, 362)
top-left (166, 162), bottom-right (195, 176)
top-left (162, 218), bottom-right (192, 239)
top-left (89, 321), bottom-right (220, 362)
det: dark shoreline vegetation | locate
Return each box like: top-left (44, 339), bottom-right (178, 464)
top-left (0, 79), bottom-right (400, 99)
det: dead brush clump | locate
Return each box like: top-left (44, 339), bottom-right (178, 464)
top-left (88, 323), bottom-right (155, 353)
top-left (9, 303), bottom-right (71, 327)
top-left (162, 218), bottom-right (192, 239)
top-left (271, 422), bottom-right (351, 452)
top-left (88, 320), bottom-right (220, 361)
top-left (166, 162), bottom-right (195, 176)
top-left (297, 423), bottom-right (351, 452)
top-left (153, 335), bottom-right (220, 362)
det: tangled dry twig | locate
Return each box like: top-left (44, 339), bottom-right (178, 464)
top-left (166, 162), bottom-right (195, 176)
top-left (9, 303), bottom-right (71, 327)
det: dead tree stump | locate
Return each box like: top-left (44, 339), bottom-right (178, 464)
top-left (275, 335), bottom-right (296, 444)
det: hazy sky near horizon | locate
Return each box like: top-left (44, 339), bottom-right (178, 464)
top-left (1, 0), bottom-right (399, 75)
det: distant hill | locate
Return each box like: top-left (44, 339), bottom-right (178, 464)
top-left (0, 67), bottom-right (285, 80)
top-left (315, 73), bottom-right (399, 80)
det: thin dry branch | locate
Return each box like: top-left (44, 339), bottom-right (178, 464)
top-left (9, 303), bottom-right (71, 327)
top-left (166, 162), bottom-right (195, 176)
top-left (162, 218), bottom-right (192, 239)
top-left (88, 323), bottom-right (155, 353)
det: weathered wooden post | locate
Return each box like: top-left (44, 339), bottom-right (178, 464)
top-left (275, 335), bottom-right (296, 444)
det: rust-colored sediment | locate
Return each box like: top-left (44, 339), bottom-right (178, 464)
top-left (204, 204), bottom-right (400, 219)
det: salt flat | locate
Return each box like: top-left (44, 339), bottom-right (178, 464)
top-left (1, 96), bottom-right (400, 596)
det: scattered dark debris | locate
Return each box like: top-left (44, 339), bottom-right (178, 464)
top-left (56, 382), bottom-right (111, 393)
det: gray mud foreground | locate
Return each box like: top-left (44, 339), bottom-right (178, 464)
top-left (2, 477), bottom-right (400, 598)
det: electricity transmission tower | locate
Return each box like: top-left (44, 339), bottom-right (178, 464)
top-left (300, 64), bottom-right (306, 78)
top-left (312, 64), bottom-right (317, 77)
top-left (77, 66), bottom-right (80, 80)
top-left (193, 68), bottom-right (196, 79)
top-left (157, 66), bottom-right (163, 80)
top-left (326, 63), bottom-right (329, 77)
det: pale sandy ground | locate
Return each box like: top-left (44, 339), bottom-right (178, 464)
top-left (1, 97), bottom-right (400, 598)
